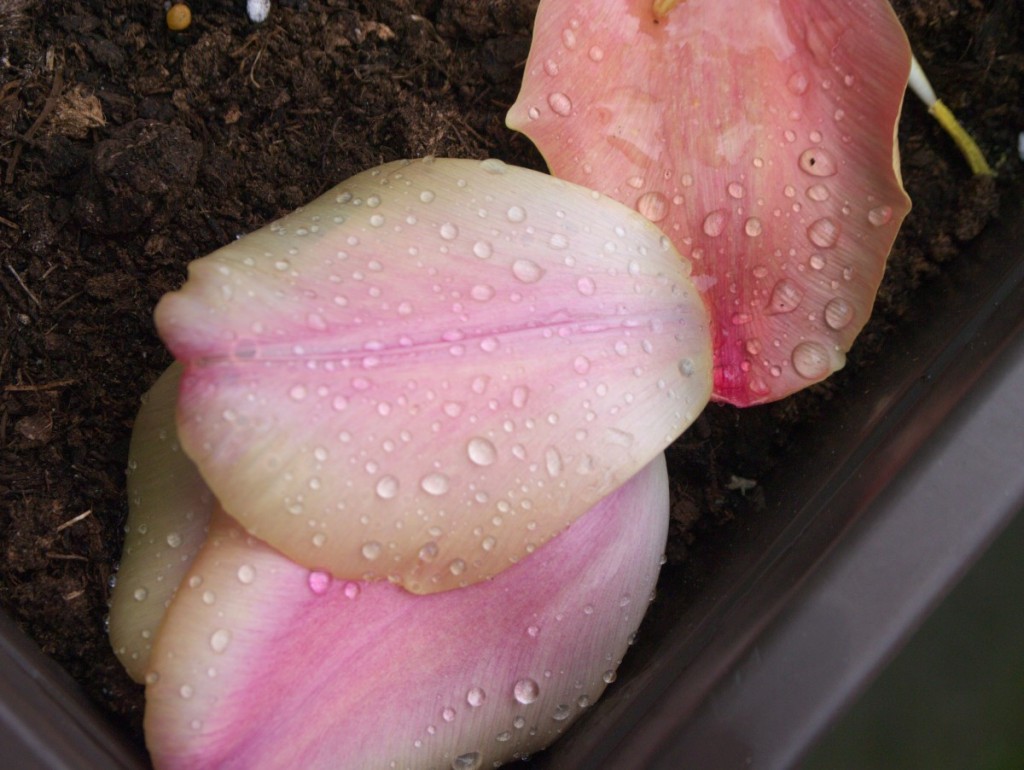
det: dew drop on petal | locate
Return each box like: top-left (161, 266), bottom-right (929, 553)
top-left (452, 753), bottom-right (482, 770)
top-left (744, 217), bottom-right (763, 237)
top-left (547, 92), bottom-right (573, 116)
top-left (514, 678), bottom-right (540, 705)
top-left (792, 341), bottom-right (832, 380)
top-left (824, 297), bottom-right (854, 330)
top-left (636, 191), bottom-right (669, 223)
top-left (807, 217), bottom-right (840, 248)
top-left (512, 259), bottom-right (545, 283)
top-left (766, 279), bottom-right (803, 314)
top-left (787, 71), bottom-right (809, 95)
top-left (577, 276), bottom-right (596, 296)
top-left (506, 206), bottom-right (526, 223)
top-left (361, 541), bottom-right (382, 560)
top-left (466, 687), bottom-right (486, 707)
top-left (209, 629), bottom-right (231, 653)
top-left (467, 437), bottom-right (497, 467)
top-left (868, 205), bottom-right (893, 226)
top-left (702, 209), bottom-right (727, 237)
top-left (440, 222), bottom-right (459, 240)
top-left (798, 148), bottom-right (839, 177)
top-left (420, 473), bottom-right (450, 496)
top-left (236, 565), bottom-right (255, 584)
top-left (307, 570), bottom-right (332, 595)
top-left (376, 475), bottom-right (399, 499)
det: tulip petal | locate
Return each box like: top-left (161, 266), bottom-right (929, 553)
top-left (507, 0), bottom-right (911, 405)
top-left (109, 363), bottom-right (214, 681)
top-left (155, 158), bottom-right (711, 592)
top-left (144, 455), bottom-right (670, 770)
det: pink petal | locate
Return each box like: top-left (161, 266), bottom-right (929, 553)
top-left (507, 0), bottom-right (911, 405)
top-left (155, 157), bottom-right (711, 592)
top-left (144, 456), bottom-right (670, 770)
top-left (109, 363), bottom-right (214, 681)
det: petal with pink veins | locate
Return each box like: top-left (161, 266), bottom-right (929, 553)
top-left (144, 455), bottom-right (670, 770)
top-left (155, 157), bottom-right (711, 593)
top-left (109, 363), bottom-right (214, 681)
top-left (507, 0), bottom-right (912, 405)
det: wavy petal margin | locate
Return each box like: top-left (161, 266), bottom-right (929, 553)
top-left (155, 158), bottom-right (711, 592)
top-left (144, 456), bottom-right (670, 770)
top-left (508, 0), bottom-right (911, 405)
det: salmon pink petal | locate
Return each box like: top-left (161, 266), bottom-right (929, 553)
top-left (155, 158), bottom-right (711, 593)
top-left (508, 0), bottom-right (911, 405)
top-left (143, 456), bottom-right (670, 770)
top-left (109, 363), bottom-right (214, 681)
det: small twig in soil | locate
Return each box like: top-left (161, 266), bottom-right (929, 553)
top-left (5, 262), bottom-right (42, 307)
top-left (0, 213), bottom-right (18, 229)
top-left (56, 509), bottom-right (93, 533)
top-left (4, 378), bottom-right (76, 392)
top-left (46, 552), bottom-right (88, 562)
top-left (4, 66), bottom-right (63, 185)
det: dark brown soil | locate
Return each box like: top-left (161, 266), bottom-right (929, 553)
top-left (1, 0), bottom-right (1021, 759)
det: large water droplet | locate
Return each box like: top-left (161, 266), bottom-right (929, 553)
top-left (548, 92), bottom-right (573, 117)
top-left (636, 191), bottom-right (668, 223)
top-left (798, 148), bottom-right (839, 177)
top-left (466, 687), bottom-right (486, 707)
top-left (792, 341), bottom-right (832, 380)
top-left (512, 259), bottom-right (545, 283)
top-left (867, 205), bottom-right (893, 226)
top-left (552, 704), bottom-right (572, 721)
top-left (506, 205), bottom-right (526, 223)
top-left (514, 678), bottom-right (540, 704)
top-left (824, 297), bottom-right (854, 330)
top-left (209, 629), bottom-right (231, 653)
top-left (376, 475), bottom-right (399, 499)
top-left (418, 541), bottom-right (439, 562)
top-left (467, 437), bottom-right (497, 466)
top-left (237, 565), bottom-right (255, 584)
top-left (807, 217), bottom-right (840, 248)
top-left (787, 71), bottom-right (809, 95)
top-left (577, 276), bottom-right (596, 296)
top-left (702, 209), bottom-right (727, 237)
top-left (420, 473), bottom-right (450, 496)
top-left (361, 541), bottom-right (382, 560)
top-left (807, 184), bottom-right (830, 202)
top-left (452, 753), bottom-right (482, 770)
top-left (767, 279), bottom-right (804, 314)
top-left (307, 570), bottom-right (331, 595)
top-left (440, 222), bottom-right (459, 240)
top-left (727, 182), bottom-right (745, 199)
top-left (744, 217), bottom-right (763, 237)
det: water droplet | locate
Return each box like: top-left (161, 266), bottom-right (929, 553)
top-left (209, 629), bottom-right (231, 654)
top-left (418, 542), bottom-right (439, 562)
top-left (867, 205), bottom-right (893, 226)
top-left (343, 581), bottom-right (359, 599)
top-left (467, 437), bottom-right (497, 466)
top-left (512, 259), bottom-right (545, 283)
top-left (179, 684), bottom-right (194, 699)
top-left (369, 214), bottom-right (385, 228)
top-left (808, 218), bottom-right (840, 248)
top-left (442, 706), bottom-right (457, 723)
top-left (573, 355), bottom-right (591, 374)
top-left (727, 182), bottom-right (745, 199)
top-left (438, 222), bottom-right (459, 241)
top-left (420, 473), bottom-right (450, 496)
top-left (576, 276), bottom-right (596, 296)
top-left (544, 58), bottom-right (559, 76)
top-left (361, 541), bottom-right (382, 560)
top-left (289, 384), bottom-right (308, 401)
top-left (448, 559), bottom-right (466, 576)
top-left (307, 570), bottom-right (331, 595)
top-left (809, 253), bottom-right (827, 270)
top-left (470, 284), bottom-right (495, 302)
top-left (133, 587), bottom-right (148, 602)
top-left (548, 92), bottom-right (573, 117)
top-left (514, 678), bottom-right (540, 704)
top-left (767, 279), bottom-right (803, 314)
top-left (561, 27), bottom-right (577, 49)
top-left (702, 209), bottom-right (727, 237)
top-left (549, 233), bottom-right (569, 250)
top-left (512, 386), bottom-right (530, 409)
top-left (602, 669), bottom-right (617, 684)
top-left (744, 217), bottom-right (763, 237)
top-left (544, 446), bottom-right (563, 477)
top-left (552, 704), bottom-right (571, 721)
top-left (588, 44), bottom-right (604, 61)
top-left (202, 590), bottom-right (216, 605)
top-left (466, 687), bottom-right (486, 707)
top-left (824, 297), bottom-right (854, 330)
top-left (237, 565), bottom-right (255, 584)
top-left (506, 205), bottom-right (526, 223)
top-left (636, 191), bottom-right (668, 223)
top-left (799, 148), bottom-right (839, 177)
top-left (792, 341), bottom-right (832, 380)
top-left (452, 752), bottom-right (482, 770)
top-left (372, 475), bottom-right (395, 499)
top-left (312, 533), bottom-right (327, 548)
top-left (807, 184), bottom-right (830, 202)
top-left (787, 71), bottom-right (809, 95)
